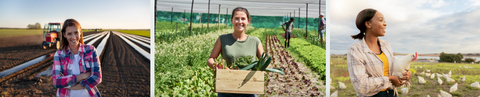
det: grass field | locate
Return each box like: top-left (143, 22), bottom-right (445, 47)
top-left (0, 29), bottom-right (102, 38)
top-left (116, 30), bottom-right (150, 37)
top-left (0, 29), bottom-right (42, 38)
top-left (330, 56), bottom-right (480, 97)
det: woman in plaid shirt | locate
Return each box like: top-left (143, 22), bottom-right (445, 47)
top-left (52, 19), bottom-right (102, 97)
top-left (347, 9), bottom-right (411, 97)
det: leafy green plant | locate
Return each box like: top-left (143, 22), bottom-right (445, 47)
top-left (155, 24), bottom-right (232, 96)
top-left (289, 38), bottom-right (326, 80)
top-left (233, 55), bottom-right (255, 69)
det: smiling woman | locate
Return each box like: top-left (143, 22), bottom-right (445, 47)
top-left (52, 19), bottom-right (102, 97)
top-left (347, 8), bottom-right (412, 97)
top-left (206, 7), bottom-right (264, 97)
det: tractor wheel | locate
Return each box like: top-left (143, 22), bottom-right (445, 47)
top-left (42, 41), bottom-right (47, 49)
top-left (55, 40), bottom-right (61, 49)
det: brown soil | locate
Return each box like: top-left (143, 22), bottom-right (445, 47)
top-left (0, 31), bottom-right (150, 96)
top-left (0, 59), bottom-right (57, 96)
top-left (0, 31), bottom-right (100, 71)
top-left (263, 35), bottom-right (324, 96)
top-left (95, 32), bottom-right (150, 96)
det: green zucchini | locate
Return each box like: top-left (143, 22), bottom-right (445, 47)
top-left (266, 68), bottom-right (284, 75)
top-left (240, 61), bottom-right (258, 70)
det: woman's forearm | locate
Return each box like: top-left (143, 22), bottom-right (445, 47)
top-left (68, 83), bottom-right (86, 90)
top-left (79, 46), bottom-right (102, 89)
top-left (75, 72), bottom-right (91, 83)
top-left (207, 58), bottom-right (215, 69)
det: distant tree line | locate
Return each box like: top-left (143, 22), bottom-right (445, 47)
top-left (439, 52), bottom-right (477, 63)
top-left (27, 22), bottom-right (41, 29)
top-left (439, 52), bottom-right (463, 63)
top-left (466, 53), bottom-right (480, 56)
top-left (464, 58), bottom-right (476, 63)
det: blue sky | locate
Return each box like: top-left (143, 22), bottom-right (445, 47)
top-left (330, 0), bottom-right (480, 54)
top-left (0, 0), bottom-right (151, 29)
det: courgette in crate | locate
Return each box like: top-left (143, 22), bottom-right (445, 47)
top-left (239, 52), bottom-right (284, 75)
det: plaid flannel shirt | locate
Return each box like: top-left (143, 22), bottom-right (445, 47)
top-left (347, 38), bottom-right (396, 97)
top-left (52, 44), bottom-right (102, 97)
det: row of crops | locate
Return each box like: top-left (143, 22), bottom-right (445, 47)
top-left (265, 28), bottom-right (327, 80)
top-left (289, 38), bottom-right (327, 80)
top-left (155, 24), bottom-right (232, 96)
top-left (155, 22), bottom-right (327, 96)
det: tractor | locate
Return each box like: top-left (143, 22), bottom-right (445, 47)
top-left (42, 23), bottom-right (62, 49)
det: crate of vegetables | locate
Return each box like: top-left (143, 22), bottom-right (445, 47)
top-left (214, 53), bottom-right (284, 94)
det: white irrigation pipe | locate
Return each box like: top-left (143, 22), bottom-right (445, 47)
top-left (83, 32), bottom-right (105, 42)
top-left (0, 55), bottom-right (46, 77)
top-left (36, 66), bottom-right (52, 77)
top-left (117, 33), bottom-right (150, 43)
top-left (120, 33), bottom-right (149, 41)
top-left (83, 32), bottom-right (102, 41)
top-left (117, 33), bottom-right (150, 49)
top-left (83, 33), bottom-right (98, 39)
top-left (96, 31), bottom-right (110, 57)
top-left (86, 32), bottom-right (107, 45)
top-left (113, 31), bottom-right (150, 60)
top-left (125, 34), bottom-right (149, 43)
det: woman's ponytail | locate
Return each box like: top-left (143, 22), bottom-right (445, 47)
top-left (352, 8), bottom-right (377, 40)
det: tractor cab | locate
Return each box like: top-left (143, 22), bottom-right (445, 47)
top-left (42, 23), bottom-right (62, 49)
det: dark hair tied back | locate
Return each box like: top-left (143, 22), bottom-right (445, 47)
top-left (231, 7), bottom-right (251, 20)
top-left (352, 8), bottom-right (377, 40)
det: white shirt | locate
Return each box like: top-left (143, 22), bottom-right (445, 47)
top-left (70, 54), bottom-right (90, 97)
top-left (71, 54), bottom-right (81, 75)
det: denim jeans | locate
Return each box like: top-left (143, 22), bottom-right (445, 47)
top-left (370, 89), bottom-right (397, 97)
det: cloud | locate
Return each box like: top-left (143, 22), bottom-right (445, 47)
top-left (330, 0), bottom-right (480, 54)
top-left (431, 0), bottom-right (447, 8)
top-left (472, 0), bottom-right (480, 6)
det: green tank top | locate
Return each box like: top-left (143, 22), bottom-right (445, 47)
top-left (219, 33), bottom-right (260, 65)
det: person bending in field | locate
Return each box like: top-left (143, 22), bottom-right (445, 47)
top-left (207, 7), bottom-right (264, 97)
top-left (347, 8), bottom-right (411, 97)
top-left (282, 18), bottom-right (294, 48)
top-left (52, 19), bottom-right (102, 97)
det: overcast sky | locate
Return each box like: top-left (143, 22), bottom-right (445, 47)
top-left (0, 0), bottom-right (151, 29)
top-left (330, 0), bottom-right (480, 54)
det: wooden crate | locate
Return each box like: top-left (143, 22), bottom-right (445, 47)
top-left (215, 69), bottom-right (265, 94)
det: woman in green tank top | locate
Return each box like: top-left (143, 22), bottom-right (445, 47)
top-left (207, 7), bottom-right (264, 97)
